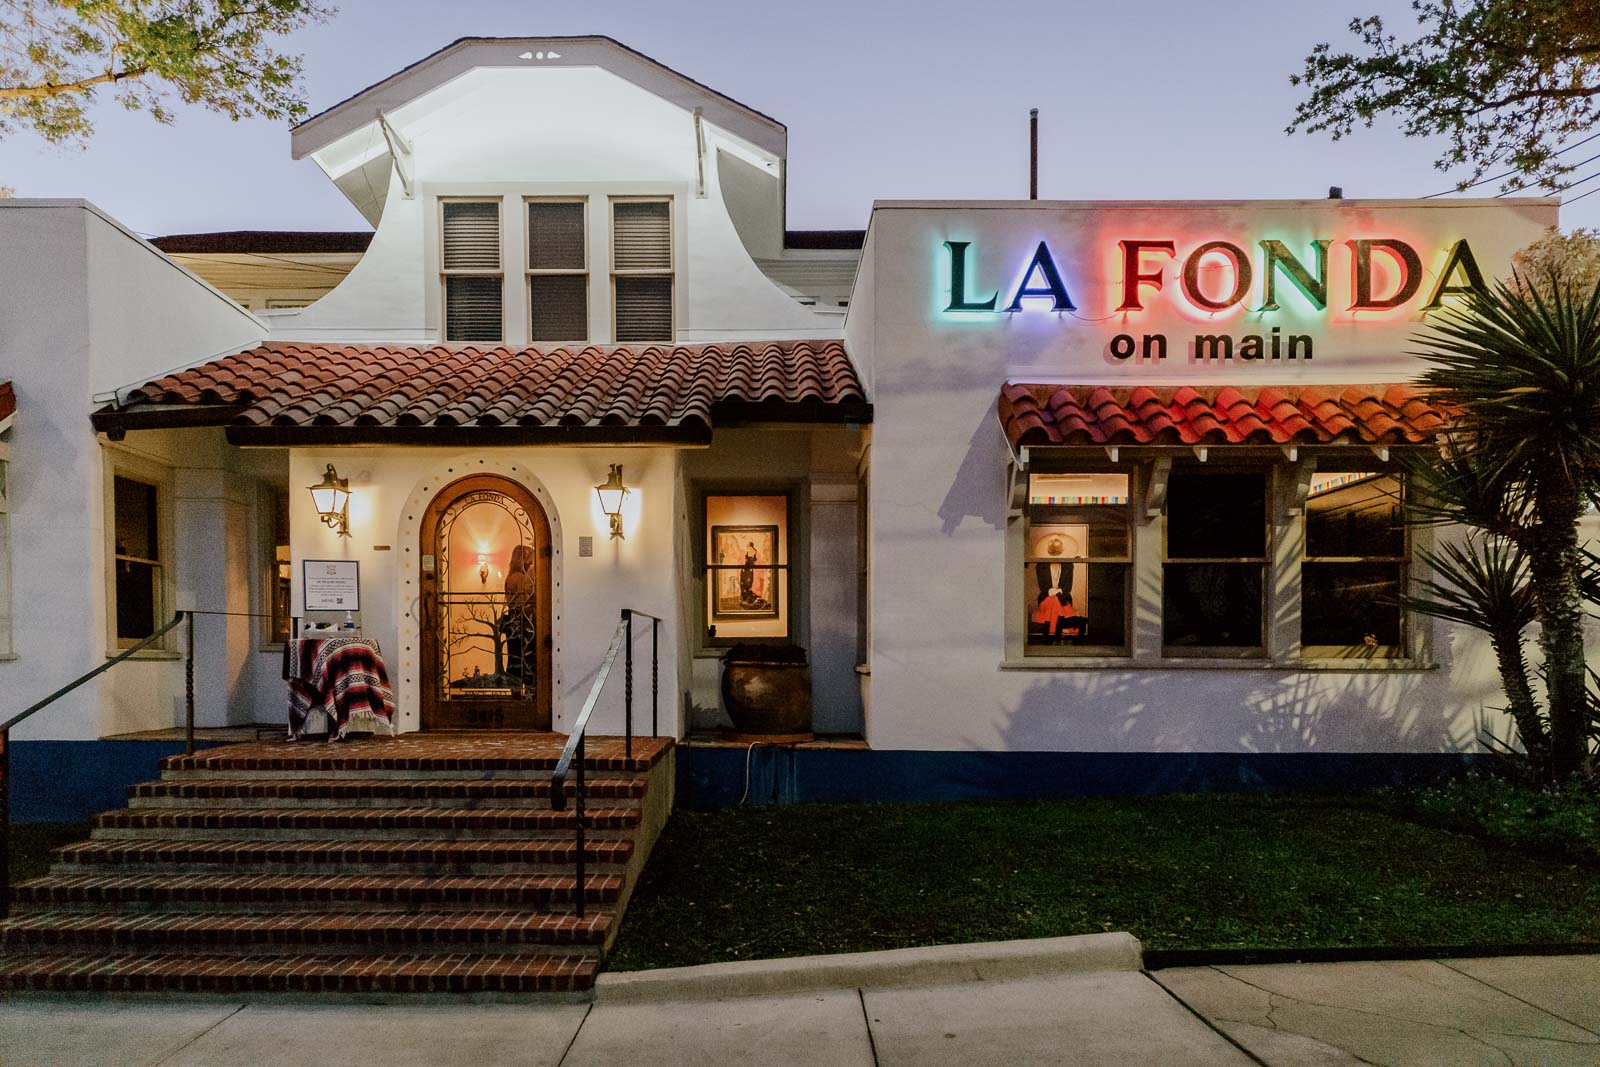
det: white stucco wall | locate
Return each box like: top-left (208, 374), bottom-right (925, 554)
top-left (274, 66), bottom-right (842, 344)
top-left (852, 198), bottom-right (1570, 754)
top-left (0, 201), bottom-right (274, 741)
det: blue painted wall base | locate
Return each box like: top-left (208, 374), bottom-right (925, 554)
top-left (8, 740), bottom-right (224, 823)
top-left (676, 747), bottom-right (1480, 810)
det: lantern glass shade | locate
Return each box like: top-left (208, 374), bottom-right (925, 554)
top-left (307, 464), bottom-right (350, 534)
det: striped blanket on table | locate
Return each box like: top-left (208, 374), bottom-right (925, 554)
top-left (285, 637), bottom-right (396, 741)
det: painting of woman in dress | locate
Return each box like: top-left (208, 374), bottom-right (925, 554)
top-left (712, 524), bottom-right (778, 618)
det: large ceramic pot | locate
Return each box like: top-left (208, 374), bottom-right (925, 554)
top-left (720, 644), bottom-right (813, 741)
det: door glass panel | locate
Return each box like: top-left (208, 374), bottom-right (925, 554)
top-left (435, 488), bottom-right (540, 720)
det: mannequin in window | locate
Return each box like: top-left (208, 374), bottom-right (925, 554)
top-left (500, 544), bottom-right (536, 690)
top-left (1031, 560), bottom-right (1079, 635)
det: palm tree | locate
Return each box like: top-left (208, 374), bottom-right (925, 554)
top-left (1410, 274), bottom-right (1600, 780)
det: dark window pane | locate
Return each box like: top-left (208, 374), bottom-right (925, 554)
top-left (1167, 472), bottom-right (1266, 559)
top-left (1163, 563), bottom-right (1263, 648)
top-left (528, 201), bottom-right (585, 270)
top-left (116, 560), bottom-right (157, 640)
top-left (1026, 562), bottom-right (1127, 649)
top-left (113, 477), bottom-right (157, 561)
top-left (444, 275), bottom-right (502, 342)
top-left (615, 276), bottom-right (672, 342)
top-left (1303, 562), bottom-right (1403, 647)
top-left (1307, 475), bottom-right (1404, 558)
top-left (530, 274), bottom-right (588, 341)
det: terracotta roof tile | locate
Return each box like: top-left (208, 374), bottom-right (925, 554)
top-left (0, 380), bottom-right (13, 425)
top-left (999, 383), bottom-right (1450, 448)
top-left (102, 341), bottom-right (866, 441)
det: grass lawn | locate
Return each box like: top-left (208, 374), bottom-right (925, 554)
top-left (6, 822), bottom-right (88, 886)
top-left (609, 791), bottom-right (1600, 972)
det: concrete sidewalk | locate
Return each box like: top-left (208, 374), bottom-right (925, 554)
top-left (2, 949), bottom-right (1596, 1065)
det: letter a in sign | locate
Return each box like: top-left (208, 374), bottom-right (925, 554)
top-left (1006, 241), bottom-right (1077, 311)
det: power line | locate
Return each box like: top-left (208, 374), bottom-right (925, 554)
top-left (1424, 130), bottom-right (1600, 197)
top-left (1565, 184), bottom-right (1600, 206)
top-left (1497, 152), bottom-right (1600, 196)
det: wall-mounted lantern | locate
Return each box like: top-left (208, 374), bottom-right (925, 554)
top-left (594, 464), bottom-right (629, 540)
top-left (477, 552), bottom-right (491, 585)
top-left (307, 464), bottom-right (351, 537)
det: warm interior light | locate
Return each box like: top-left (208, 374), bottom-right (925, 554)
top-left (594, 464), bottom-right (629, 539)
top-left (477, 552), bottom-right (491, 585)
top-left (307, 464), bottom-right (350, 537)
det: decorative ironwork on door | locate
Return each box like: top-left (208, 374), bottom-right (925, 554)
top-left (421, 477), bottom-right (552, 730)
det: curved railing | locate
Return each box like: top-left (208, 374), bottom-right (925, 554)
top-left (550, 608), bottom-right (662, 918)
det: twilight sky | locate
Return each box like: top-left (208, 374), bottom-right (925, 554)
top-left (1, 0), bottom-right (1596, 237)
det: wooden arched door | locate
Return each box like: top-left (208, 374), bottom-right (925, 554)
top-left (419, 475), bottom-right (552, 730)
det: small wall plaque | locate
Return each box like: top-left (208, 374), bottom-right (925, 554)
top-left (579, 536), bottom-right (594, 558)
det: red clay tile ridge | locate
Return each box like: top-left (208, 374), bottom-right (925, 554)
top-left (999, 383), bottom-right (1450, 448)
top-left (0, 380), bottom-right (14, 427)
top-left (93, 341), bottom-right (868, 444)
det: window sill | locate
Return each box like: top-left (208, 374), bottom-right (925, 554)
top-left (0, 652), bottom-right (17, 662)
top-left (1001, 657), bottom-right (1437, 672)
top-left (106, 648), bottom-right (183, 662)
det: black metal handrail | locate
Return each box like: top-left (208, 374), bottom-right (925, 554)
top-left (2, 610), bottom-right (192, 919)
top-left (550, 607), bottom-right (662, 918)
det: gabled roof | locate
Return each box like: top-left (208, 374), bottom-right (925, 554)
top-left (999, 384), bottom-right (1449, 448)
top-left (292, 36), bottom-right (788, 161)
top-left (93, 341), bottom-right (868, 446)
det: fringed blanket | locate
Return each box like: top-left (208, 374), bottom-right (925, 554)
top-left (286, 637), bottom-right (396, 741)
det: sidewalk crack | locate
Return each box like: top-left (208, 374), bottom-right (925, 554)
top-left (151, 1002), bottom-right (246, 1065)
top-left (1437, 959), bottom-right (1600, 1041)
top-left (858, 987), bottom-right (880, 1067)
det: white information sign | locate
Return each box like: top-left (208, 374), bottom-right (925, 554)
top-left (303, 559), bottom-right (360, 611)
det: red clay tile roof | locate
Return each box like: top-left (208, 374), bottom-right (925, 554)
top-left (96, 341), bottom-right (867, 444)
top-left (0, 381), bottom-right (13, 425)
top-left (999, 384), bottom-right (1449, 448)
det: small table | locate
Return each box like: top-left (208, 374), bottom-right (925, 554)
top-left (284, 636), bottom-right (396, 741)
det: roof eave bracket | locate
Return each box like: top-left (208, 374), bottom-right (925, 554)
top-left (378, 110), bottom-right (415, 201)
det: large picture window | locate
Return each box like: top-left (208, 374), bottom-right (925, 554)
top-left (704, 493), bottom-right (789, 642)
top-left (1302, 472), bottom-right (1406, 655)
top-left (441, 199), bottom-right (503, 343)
top-left (1163, 469), bottom-right (1267, 654)
top-left (112, 474), bottom-right (164, 646)
top-left (1023, 472), bottom-right (1130, 654)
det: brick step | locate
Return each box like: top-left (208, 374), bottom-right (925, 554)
top-left (0, 952), bottom-right (598, 994)
top-left (53, 837), bottom-right (632, 877)
top-left (129, 776), bottom-right (647, 808)
top-left (11, 872), bottom-right (623, 913)
top-left (0, 910), bottom-right (612, 955)
top-left (160, 739), bottom-right (670, 779)
top-left (93, 806), bottom-right (641, 840)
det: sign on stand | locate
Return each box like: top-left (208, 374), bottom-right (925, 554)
top-left (303, 560), bottom-right (360, 611)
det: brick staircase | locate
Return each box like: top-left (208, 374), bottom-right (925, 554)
top-left (0, 734), bottom-right (675, 995)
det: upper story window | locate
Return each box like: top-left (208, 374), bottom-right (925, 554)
top-left (527, 199), bottom-right (588, 343)
top-left (441, 199), bottom-right (503, 343)
top-left (612, 198), bottom-right (673, 342)
top-left (1163, 468), bottom-right (1268, 655)
top-left (1302, 472), bottom-right (1406, 656)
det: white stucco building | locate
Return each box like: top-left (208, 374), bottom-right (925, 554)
top-left (1, 36), bottom-right (1580, 815)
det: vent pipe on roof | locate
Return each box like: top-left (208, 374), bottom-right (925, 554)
top-left (1328, 186), bottom-right (1344, 199)
top-left (1029, 109), bottom-right (1039, 200)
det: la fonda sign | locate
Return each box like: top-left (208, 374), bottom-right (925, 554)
top-left (920, 200), bottom-right (1558, 372)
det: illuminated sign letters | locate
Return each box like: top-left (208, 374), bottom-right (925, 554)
top-left (941, 234), bottom-right (1489, 365)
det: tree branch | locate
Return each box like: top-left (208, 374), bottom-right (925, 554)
top-left (0, 65), bottom-right (146, 101)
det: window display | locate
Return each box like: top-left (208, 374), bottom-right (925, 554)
top-left (1302, 472), bottom-right (1405, 654)
top-left (1023, 472), bottom-right (1129, 654)
top-left (705, 494), bottom-right (789, 640)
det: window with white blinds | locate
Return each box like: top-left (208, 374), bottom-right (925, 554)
top-left (612, 199), bottom-right (673, 342)
top-left (441, 200), bottom-right (503, 342)
top-left (527, 200), bottom-right (588, 342)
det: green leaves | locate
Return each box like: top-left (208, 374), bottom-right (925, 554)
top-left (0, 0), bottom-right (334, 147)
top-left (1289, 0), bottom-right (1600, 193)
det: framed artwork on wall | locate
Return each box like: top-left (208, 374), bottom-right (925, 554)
top-left (710, 524), bottom-right (780, 619)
